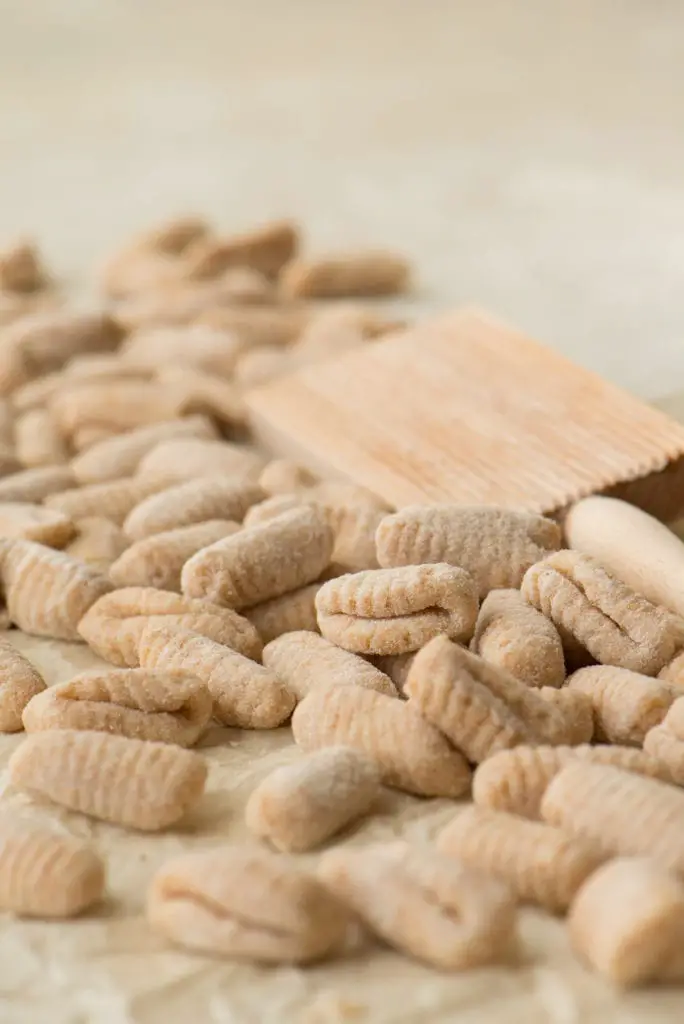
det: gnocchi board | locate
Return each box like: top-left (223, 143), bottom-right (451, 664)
top-left (247, 308), bottom-right (684, 522)
top-left (1, 372), bottom-right (684, 1024)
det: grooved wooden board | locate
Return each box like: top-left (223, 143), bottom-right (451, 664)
top-left (247, 309), bottom-right (684, 517)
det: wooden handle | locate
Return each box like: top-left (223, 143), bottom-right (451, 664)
top-left (565, 496), bottom-right (684, 619)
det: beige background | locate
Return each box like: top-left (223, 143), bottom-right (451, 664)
top-left (2, 1), bottom-right (684, 398)
top-left (2, 2), bottom-right (684, 1021)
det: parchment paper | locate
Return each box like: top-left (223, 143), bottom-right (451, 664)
top-left (1, 399), bottom-right (684, 1024)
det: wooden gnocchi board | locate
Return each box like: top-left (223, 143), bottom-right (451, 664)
top-left (248, 308), bottom-right (684, 521)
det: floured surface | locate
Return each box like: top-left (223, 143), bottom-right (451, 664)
top-left (1, 567), bottom-right (684, 1024)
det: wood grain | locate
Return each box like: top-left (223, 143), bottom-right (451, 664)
top-left (247, 309), bottom-right (684, 516)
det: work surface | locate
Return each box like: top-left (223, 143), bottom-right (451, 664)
top-left (3, 1), bottom-right (684, 1019)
